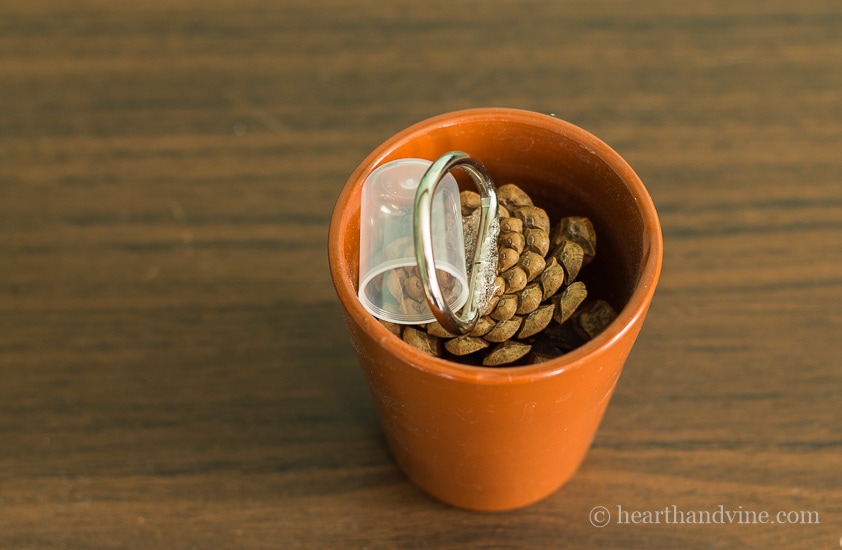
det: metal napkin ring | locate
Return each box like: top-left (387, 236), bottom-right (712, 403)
top-left (413, 151), bottom-right (498, 335)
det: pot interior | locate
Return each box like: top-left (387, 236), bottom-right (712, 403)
top-left (342, 116), bottom-right (650, 317)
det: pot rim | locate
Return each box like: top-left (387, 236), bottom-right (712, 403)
top-left (328, 107), bottom-right (663, 385)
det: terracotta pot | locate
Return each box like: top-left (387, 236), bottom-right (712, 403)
top-left (328, 108), bottom-right (662, 511)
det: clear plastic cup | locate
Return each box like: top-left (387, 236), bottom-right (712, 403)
top-left (358, 158), bottom-right (468, 324)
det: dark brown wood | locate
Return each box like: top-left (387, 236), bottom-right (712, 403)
top-left (2, 1), bottom-right (840, 547)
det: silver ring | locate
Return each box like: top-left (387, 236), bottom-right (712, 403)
top-left (413, 151), bottom-right (498, 335)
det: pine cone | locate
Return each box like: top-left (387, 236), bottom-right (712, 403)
top-left (395, 183), bottom-right (616, 366)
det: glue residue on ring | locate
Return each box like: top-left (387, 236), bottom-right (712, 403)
top-left (462, 202), bottom-right (500, 317)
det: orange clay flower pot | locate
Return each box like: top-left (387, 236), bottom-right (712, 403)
top-left (328, 108), bottom-right (662, 511)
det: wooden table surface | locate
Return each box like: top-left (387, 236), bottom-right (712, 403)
top-left (2, 1), bottom-right (840, 548)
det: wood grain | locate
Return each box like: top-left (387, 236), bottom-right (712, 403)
top-left (1, 0), bottom-right (840, 547)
